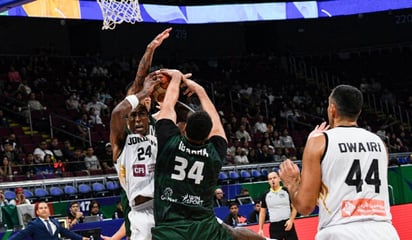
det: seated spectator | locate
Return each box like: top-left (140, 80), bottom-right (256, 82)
top-left (88, 107), bottom-right (103, 125)
top-left (0, 155), bottom-right (14, 177)
top-left (9, 187), bottom-right (31, 205)
top-left (35, 154), bottom-right (55, 175)
top-left (235, 124), bottom-right (252, 143)
top-left (27, 92), bottom-right (46, 111)
top-left (88, 200), bottom-right (101, 217)
top-left (49, 138), bottom-right (64, 161)
top-left (0, 189), bottom-right (9, 207)
top-left (22, 153), bottom-right (36, 178)
top-left (112, 201), bottom-right (124, 219)
top-left (84, 146), bottom-right (101, 171)
top-left (233, 146), bottom-right (249, 165)
top-left (67, 148), bottom-right (86, 172)
top-left (254, 115), bottom-right (268, 134)
top-left (223, 202), bottom-right (247, 227)
top-left (7, 133), bottom-right (22, 154)
top-left (75, 113), bottom-right (91, 139)
top-left (86, 95), bottom-right (108, 117)
top-left (67, 201), bottom-right (84, 228)
top-left (239, 188), bottom-right (250, 197)
top-left (213, 188), bottom-right (228, 208)
top-left (2, 139), bottom-right (19, 164)
top-left (247, 201), bottom-right (268, 224)
top-left (33, 141), bottom-right (54, 164)
top-left (65, 93), bottom-right (80, 111)
top-left (99, 142), bottom-right (114, 171)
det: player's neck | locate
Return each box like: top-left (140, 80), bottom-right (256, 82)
top-left (333, 119), bottom-right (357, 128)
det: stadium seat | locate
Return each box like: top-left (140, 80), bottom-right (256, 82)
top-left (251, 169), bottom-right (262, 181)
top-left (106, 181), bottom-right (120, 195)
top-left (228, 171), bottom-right (240, 183)
top-left (34, 188), bottom-right (50, 201)
top-left (4, 190), bottom-right (15, 201)
top-left (89, 169), bottom-right (104, 176)
top-left (260, 168), bottom-right (268, 178)
top-left (78, 184), bottom-right (92, 198)
top-left (239, 170), bottom-right (253, 182)
top-left (218, 171), bottom-right (230, 185)
top-left (92, 182), bottom-right (109, 197)
top-left (49, 187), bottom-right (64, 201)
top-left (64, 185), bottom-right (78, 199)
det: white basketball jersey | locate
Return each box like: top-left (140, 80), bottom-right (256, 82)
top-left (318, 127), bottom-right (392, 231)
top-left (116, 134), bottom-right (157, 208)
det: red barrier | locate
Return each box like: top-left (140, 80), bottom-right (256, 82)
top-left (245, 203), bottom-right (411, 239)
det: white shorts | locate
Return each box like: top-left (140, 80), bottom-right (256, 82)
top-left (316, 221), bottom-right (399, 240)
top-left (128, 204), bottom-right (154, 240)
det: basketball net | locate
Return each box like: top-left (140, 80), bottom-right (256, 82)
top-left (97, 0), bottom-right (143, 30)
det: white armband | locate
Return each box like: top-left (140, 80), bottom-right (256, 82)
top-left (125, 95), bottom-right (139, 109)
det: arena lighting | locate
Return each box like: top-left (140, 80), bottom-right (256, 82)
top-left (2, 0), bottom-right (412, 24)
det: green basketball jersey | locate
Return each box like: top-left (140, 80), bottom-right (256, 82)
top-left (154, 134), bottom-right (224, 222)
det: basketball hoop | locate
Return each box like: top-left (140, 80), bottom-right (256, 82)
top-left (97, 0), bottom-right (142, 30)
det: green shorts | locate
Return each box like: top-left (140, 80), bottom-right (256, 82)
top-left (152, 215), bottom-right (233, 240)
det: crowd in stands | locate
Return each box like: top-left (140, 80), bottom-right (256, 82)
top-left (1, 45), bottom-right (412, 181)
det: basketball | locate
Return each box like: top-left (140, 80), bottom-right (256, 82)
top-left (151, 73), bottom-right (171, 102)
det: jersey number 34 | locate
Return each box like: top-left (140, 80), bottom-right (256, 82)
top-left (171, 156), bottom-right (205, 184)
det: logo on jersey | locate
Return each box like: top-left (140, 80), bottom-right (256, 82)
top-left (182, 194), bottom-right (204, 206)
top-left (160, 187), bottom-right (178, 203)
top-left (133, 164), bottom-right (146, 177)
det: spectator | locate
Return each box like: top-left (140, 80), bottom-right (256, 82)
top-left (67, 147), bottom-right (86, 172)
top-left (65, 93), bottom-right (81, 111)
top-left (33, 141), bottom-right (54, 164)
top-left (88, 200), bottom-right (102, 216)
top-left (254, 115), bottom-right (268, 134)
top-left (213, 188), bottom-right (228, 208)
top-left (98, 142), bottom-right (114, 171)
top-left (75, 113), bottom-right (90, 139)
top-left (2, 139), bottom-right (19, 164)
top-left (279, 128), bottom-right (295, 150)
top-left (223, 202), bottom-right (248, 227)
top-left (234, 146), bottom-right (249, 165)
top-left (27, 92), bottom-right (46, 111)
top-left (88, 107), bottom-right (103, 125)
top-left (48, 138), bottom-right (64, 161)
top-left (0, 189), bottom-right (9, 207)
top-left (235, 124), bottom-right (252, 143)
top-left (112, 201), bottom-right (124, 219)
top-left (67, 201), bottom-right (84, 229)
top-left (0, 155), bottom-right (14, 177)
top-left (248, 201), bottom-right (268, 224)
top-left (9, 187), bottom-right (31, 205)
top-left (84, 146), bottom-right (101, 171)
top-left (86, 95), bottom-right (108, 117)
top-left (22, 153), bottom-right (36, 177)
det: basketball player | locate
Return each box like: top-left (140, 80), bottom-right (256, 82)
top-left (110, 74), bottom-right (160, 240)
top-left (102, 27), bottom-right (172, 240)
top-left (279, 85), bottom-right (400, 239)
top-left (151, 69), bottom-right (275, 240)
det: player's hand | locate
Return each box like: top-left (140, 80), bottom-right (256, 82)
top-left (279, 159), bottom-right (301, 189)
top-left (100, 235), bottom-right (112, 240)
top-left (147, 27), bottom-right (172, 50)
top-left (308, 121), bottom-right (329, 139)
top-left (284, 219), bottom-right (293, 231)
top-left (181, 78), bottom-right (202, 97)
top-left (142, 71), bottom-right (161, 95)
top-left (257, 229), bottom-right (264, 237)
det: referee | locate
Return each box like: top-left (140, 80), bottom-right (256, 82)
top-left (258, 171), bottom-right (298, 240)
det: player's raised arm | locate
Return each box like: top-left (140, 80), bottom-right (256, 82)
top-left (127, 28), bottom-right (172, 95)
top-left (181, 78), bottom-right (226, 142)
top-left (111, 72), bottom-right (160, 161)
